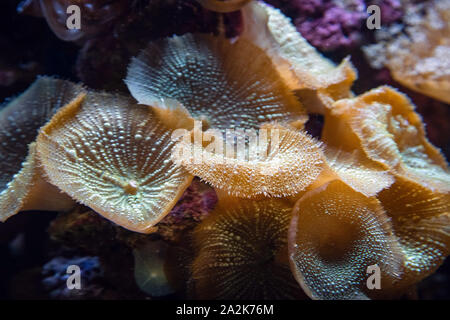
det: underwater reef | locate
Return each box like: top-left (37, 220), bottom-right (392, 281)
top-left (0, 0), bottom-right (449, 300)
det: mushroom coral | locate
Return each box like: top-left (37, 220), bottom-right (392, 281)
top-left (314, 149), bottom-right (395, 198)
top-left (192, 197), bottom-right (306, 299)
top-left (36, 91), bottom-right (194, 233)
top-left (363, 0), bottom-right (450, 104)
top-left (322, 86), bottom-right (450, 194)
top-left (240, 1), bottom-right (357, 112)
top-left (196, 0), bottom-right (253, 13)
top-left (125, 33), bottom-right (307, 132)
top-left (171, 123), bottom-right (325, 198)
top-left (377, 176), bottom-right (450, 291)
top-left (288, 179), bottom-right (403, 300)
top-left (0, 76), bottom-right (84, 222)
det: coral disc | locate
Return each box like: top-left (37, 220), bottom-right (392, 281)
top-left (192, 197), bottom-right (306, 299)
top-left (36, 91), bottom-right (193, 233)
top-left (126, 33), bottom-right (307, 132)
top-left (172, 124), bottom-right (324, 198)
top-left (378, 175), bottom-right (450, 289)
top-left (322, 86), bottom-right (450, 193)
top-left (0, 76), bottom-right (84, 221)
top-left (288, 179), bottom-right (403, 300)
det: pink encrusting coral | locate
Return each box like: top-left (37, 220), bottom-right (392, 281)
top-left (265, 0), bottom-right (368, 51)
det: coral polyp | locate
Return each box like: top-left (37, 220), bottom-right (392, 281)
top-left (322, 86), bottom-right (450, 193)
top-left (377, 176), bottom-right (450, 291)
top-left (172, 123), bottom-right (325, 197)
top-left (125, 33), bottom-right (307, 132)
top-left (192, 197), bottom-right (306, 299)
top-left (36, 91), bottom-right (193, 233)
top-left (0, 76), bottom-right (84, 221)
top-left (288, 179), bottom-right (403, 300)
top-left (241, 2), bottom-right (357, 100)
top-left (317, 149), bottom-right (395, 197)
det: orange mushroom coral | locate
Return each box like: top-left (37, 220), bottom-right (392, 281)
top-left (377, 175), bottom-right (450, 291)
top-left (288, 179), bottom-right (403, 300)
top-left (310, 149), bottom-right (395, 198)
top-left (125, 33), bottom-right (307, 133)
top-left (240, 1), bottom-right (357, 113)
top-left (0, 76), bottom-right (85, 222)
top-left (172, 123), bottom-right (325, 198)
top-left (322, 86), bottom-right (450, 193)
top-left (36, 91), bottom-right (194, 233)
top-left (192, 197), bottom-right (306, 299)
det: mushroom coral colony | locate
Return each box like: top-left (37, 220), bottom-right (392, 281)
top-left (1, 1), bottom-right (449, 300)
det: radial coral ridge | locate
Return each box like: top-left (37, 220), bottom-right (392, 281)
top-left (192, 197), bottom-right (305, 299)
top-left (36, 91), bottom-right (194, 233)
top-left (240, 1), bottom-right (357, 103)
top-left (125, 33), bottom-right (307, 132)
top-left (0, 76), bottom-right (84, 221)
top-left (378, 176), bottom-right (450, 289)
top-left (172, 123), bottom-right (325, 198)
top-left (363, 0), bottom-right (450, 104)
top-left (288, 179), bottom-right (403, 300)
top-left (322, 86), bottom-right (450, 194)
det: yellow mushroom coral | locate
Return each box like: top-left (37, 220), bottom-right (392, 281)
top-left (240, 1), bottom-right (357, 113)
top-left (288, 179), bottom-right (403, 300)
top-left (192, 197), bottom-right (306, 299)
top-left (125, 33), bottom-right (307, 132)
top-left (36, 91), bottom-right (194, 233)
top-left (377, 175), bottom-right (450, 291)
top-left (0, 76), bottom-right (85, 222)
top-left (172, 123), bottom-right (325, 198)
top-left (322, 86), bottom-right (450, 193)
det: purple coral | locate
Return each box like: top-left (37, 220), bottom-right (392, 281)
top-left (167, 179), bottom-right (217, 223)
top-left (154, 179), bottom-right (217, 242)
top-left (265, 0), bottom-right (368, 51)
top-left (295, 0), bottom-right (367, 51)
top-left (374, 0), bottom-right (403, 25)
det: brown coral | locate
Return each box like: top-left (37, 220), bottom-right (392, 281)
top-left (322, 86), bottom-right (450, 193)
top-left (0, 77), bottom-right (84, 222)
top-left (288, 179), bottom-right (403, 300)
top-left (36, 90), bottom-right (194, 233)
top-left (125, 33), bottom-right (307, 132)
top-left (192, 197), bottom-right (306, 299)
